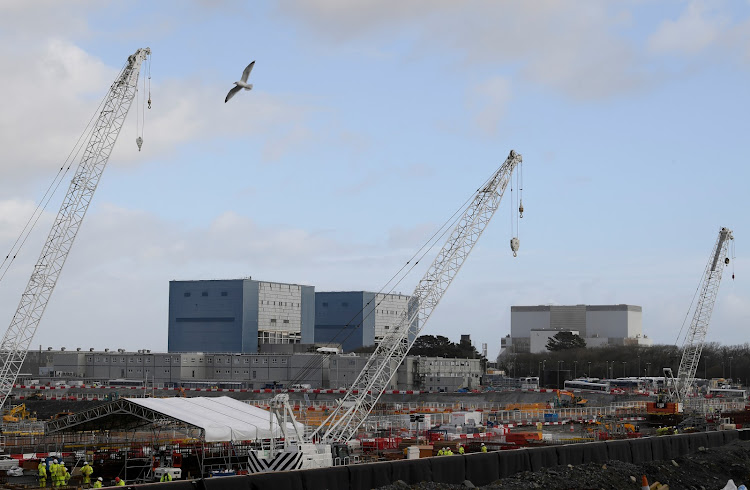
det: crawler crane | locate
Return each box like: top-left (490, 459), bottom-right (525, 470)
top-left (0, 48), bottom-right (151, 412)
top-left (664, 227), bottom-right (734, 405)
top-left (260, 150), bottom-right (524, 472)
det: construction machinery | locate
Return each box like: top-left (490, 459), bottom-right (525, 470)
top-left (2, 403), bottom-right (36, 423)
top-left (553, 390), bottom-right (587, 408)
top-left (662, 227), bottom-right (734, 404)
top-left (258, 149), bottom-right (524, 472)
top-left (0, 48), bottom-right (151, 412)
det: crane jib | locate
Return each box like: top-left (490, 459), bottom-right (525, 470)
top-left (0, 48), bottom-right (151, 412)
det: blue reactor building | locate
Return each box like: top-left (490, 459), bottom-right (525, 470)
top-left (168, 278), bottom-right (315, 354)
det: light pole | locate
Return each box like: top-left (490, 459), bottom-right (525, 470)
top-left (622, 361), bottom-right (627, 378)
top-left (646, 362), bottom-right (651, 377)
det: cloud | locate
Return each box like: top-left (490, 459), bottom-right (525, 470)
top-left (469, 76), bottom-right (512, 136)
top-left (648, 2), bottom-right (727, 55)
top-left (278, 1), bottom-right (648, 99)
top-left (0, 202), bottom-right (398, 350)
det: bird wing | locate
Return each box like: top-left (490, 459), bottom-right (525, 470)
top-left (225, 85), bottom-right (242, 103)
top-left (240, 61), bottom-right (255, 82)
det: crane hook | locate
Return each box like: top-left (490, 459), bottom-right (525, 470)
top-left (510, 237), bottom-right (520, 258)
top-left (519, 199), bottom-right (524, 219)
top-left (147, 97), bottom-right (151, 109)
top-left (136, 136), bottom-right (143, 151)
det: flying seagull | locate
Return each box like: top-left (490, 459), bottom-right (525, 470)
top-left (225, 61), bottom-right (255, 103)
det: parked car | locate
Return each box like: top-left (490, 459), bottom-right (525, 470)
top-left (0, 454), bottom-right (19, 471)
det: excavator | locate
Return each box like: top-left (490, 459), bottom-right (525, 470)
top-left (2, 403), bottom-right (36, 423)
top-left (553, 390), bottom-right (587, 408)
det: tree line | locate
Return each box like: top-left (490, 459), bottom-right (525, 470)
top-left (497, 341), bottom-right (750, 386)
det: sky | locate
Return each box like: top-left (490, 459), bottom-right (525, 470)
top-left (0, 1), bottom-right (749, 358)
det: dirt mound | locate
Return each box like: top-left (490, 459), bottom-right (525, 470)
top-left (379, 440), bottom-right (750, 490)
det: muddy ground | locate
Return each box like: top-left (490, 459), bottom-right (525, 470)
top-left (377, 439), bottom-right (750, 490)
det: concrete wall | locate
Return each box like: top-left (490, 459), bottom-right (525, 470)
top-left (586, 305), bottom-right (641, 339)
top-left (182, 430), bottom-right (746, 490)
top-left (510, 306), bottom-right (550, 338)
top-left (529, 330), bottom-right (580, 354)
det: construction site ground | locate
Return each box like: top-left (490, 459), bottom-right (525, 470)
top-left (376, 439), bottom-right (750, 490)
top-left (17, 390), bottom-right (638, 420)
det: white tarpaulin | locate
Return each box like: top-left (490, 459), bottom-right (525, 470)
top-left (125, 396), bottom-right (304, 442)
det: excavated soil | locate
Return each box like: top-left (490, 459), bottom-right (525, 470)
top-left (377, 439), bottom-right (750, 490)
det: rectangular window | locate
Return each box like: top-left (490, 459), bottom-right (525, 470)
top-left (322, 302), bottom-right (328, 307)
top-left (252, 371), bottom-right (256, 378)
top-left (253, 358), bottom-right (258, 364)
top-left (263, 358), bottom-right (268, 364)
top-left (201, 291), bottom-right (208, 297)
top-left (342, 302), bottom-right (348, 307)
top-left (272, 358), bottom-right (278, 364)
top-left (221, 291), bottom-right (228, 297)
top-left (281, 358), bottom-right (287, 365)
top-left (270, 319), bottom-right (277, 323)
top-left (283, 319), bottom-right (289, 324)
top-left (244, 359), bottom-right (249, 364)
top-left (184, 292), bottom-right (191, 297)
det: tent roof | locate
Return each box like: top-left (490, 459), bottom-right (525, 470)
top-left (45, 396), bottom-right (304, 442)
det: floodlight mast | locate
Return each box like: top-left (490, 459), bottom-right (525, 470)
top-left (668, 227), bottom-right (733, 403)
top-left (0, 48), bottom-right (151, 411)
top-left (312, 150), bottom-right (523, 443)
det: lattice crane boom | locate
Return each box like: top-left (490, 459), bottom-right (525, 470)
top-left (313, 150), bottom-right (523, 443)
top-left (0, 47), bottom-right (151, 411)
top-left (671, 227), bottom-right (733, 402)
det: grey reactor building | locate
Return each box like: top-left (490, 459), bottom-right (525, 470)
top-left (500, 304), bottom-right (652, 356)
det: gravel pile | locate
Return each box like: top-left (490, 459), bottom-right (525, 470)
top-left (377, 440), bottom-right (750, 490)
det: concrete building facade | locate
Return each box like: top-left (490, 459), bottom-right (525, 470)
top-left (20, 349), bottom-right (482, 392)
top-left (501, 304), bottom-right (651, 355)
top-left (314, 291), bottom-right (410, 352)
top-left (167, 278), bottom-right (315, 354)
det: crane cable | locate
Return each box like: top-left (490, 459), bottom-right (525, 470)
top-left (288, 168), bottom-right (501, 387)
top-left (136, 52), bottom-right (151, 151)
top-left (0, 63), bottom-right (127, 284)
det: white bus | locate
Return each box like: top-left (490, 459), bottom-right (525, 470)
top-left (707, 387), bottom-right (747, 398)
top-left (107, 379), bottom-right (145, 388)
top-left (563, 380), bottom-right (611, 392)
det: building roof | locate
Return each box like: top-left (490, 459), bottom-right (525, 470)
top-left (46, 396), bottom-right (303, 442)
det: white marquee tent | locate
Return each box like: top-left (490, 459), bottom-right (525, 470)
top-left (126, 396), bottom-right (304, 442)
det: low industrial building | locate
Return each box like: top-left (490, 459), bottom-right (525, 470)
top-left (19, 348), bottom-right (483, 392)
